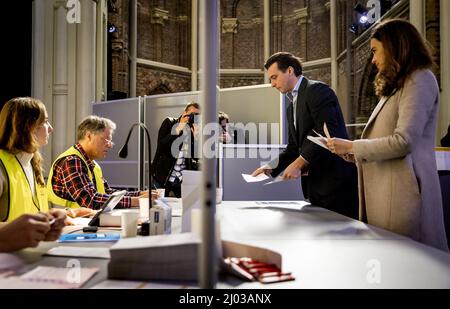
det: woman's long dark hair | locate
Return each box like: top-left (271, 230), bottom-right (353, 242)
top-left (0, 97), bottom-right (47, 186)
top-left (371, 19), bottom-right (434, 97)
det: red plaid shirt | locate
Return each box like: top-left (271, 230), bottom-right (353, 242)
top-left (50, 143), bottom-right (140, 210)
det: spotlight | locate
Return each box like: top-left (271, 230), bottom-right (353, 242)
top-left (354, 3), bottom-right (369, 25)
top-left (108, 23), bottom-right (117, 33)
top-left (359, 15), bottom-right (369, 24)
top-left (349, 23), bottom-right (358, 34)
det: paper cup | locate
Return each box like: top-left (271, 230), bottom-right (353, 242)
top-left (121, 210), bottom-right (139, 238)
top-left (139, 198), bottom-right (150, 220)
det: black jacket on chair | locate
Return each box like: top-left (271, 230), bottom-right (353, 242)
top-left (269, 77), bottom-right (359, 219)
top-left (152, 117), bottom-right (199, 187)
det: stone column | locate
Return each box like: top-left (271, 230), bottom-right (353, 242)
top-left (52, 2), bottom-right (69, 159)
top-left (439, 0), bottom-right (450, 141)
top-left (222, 17), bottom-right (238, 67)
top-left (410, 0), bottom-right (425, 35)
top-left (96, 0), bottom-right (107, 101)
top-left (76, 0), bottom-right (96, 124)
top-left (294, 7), bottom-right (309, 59)
top-left (151, 7), bottom-right (169, 62)
top-left (330, 0), bottom-right (338, 92)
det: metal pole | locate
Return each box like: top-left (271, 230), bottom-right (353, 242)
top-left (264, 0), bottom-right (270, 84)
top-left (199, 0), bottom-right (218, 289)
top-left (330, 0), bottom-right (338, 92)
top-left (129, 0), bottom-right (137, 97)
top-left (191, 0), bottom-right (198, 91)
top-left (345, 9), bottom-right (353, 125)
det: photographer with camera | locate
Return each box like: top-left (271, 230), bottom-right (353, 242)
top-left (152, 102), bottom-right (200, 197)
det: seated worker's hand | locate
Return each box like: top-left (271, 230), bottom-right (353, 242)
top-left (64, 217), bottom-right (75, 226)
top-left (139, 190), bottom-right (159, 200)
top-left (43, 209), bottom-right (67, 241)
top-left (151, 190), bottom-right (159, 200)
top-left (0, 213), bottom-right (51, 252)
top-left (66, 207), bottom-right (96, 219)
top-left (251, 166), bottom-right (272, 177)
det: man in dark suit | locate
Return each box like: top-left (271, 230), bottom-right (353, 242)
top-left (152, 102), bottom-right (200, 197)
top-left (252, 52), bottom-right (358, 218)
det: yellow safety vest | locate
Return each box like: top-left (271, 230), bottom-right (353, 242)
top-left (0, 150), bottom-right (49, 222)
top-left (47, 146), bottom-right (105, 209)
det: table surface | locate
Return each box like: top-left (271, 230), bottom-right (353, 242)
top-left (5, 200), bottom-right (450, 289)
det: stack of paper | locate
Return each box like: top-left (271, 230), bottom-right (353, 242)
top-left (0, 266), bottom-right (99, 289)
top-left (108, 233), bottom-right (200, 282)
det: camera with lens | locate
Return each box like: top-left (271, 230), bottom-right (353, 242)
top-left (187, 112), bottom-right (197, 125)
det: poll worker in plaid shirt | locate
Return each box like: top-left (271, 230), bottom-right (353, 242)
top-left (47, 116), bottom-right (154, 218)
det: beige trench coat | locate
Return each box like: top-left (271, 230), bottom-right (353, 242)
top-left (353, 69), bottom-right (448, 251)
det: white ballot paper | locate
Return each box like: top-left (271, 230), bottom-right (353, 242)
top-left (307, 135), bottom-right (329, 151)
top-left (242, 173), bottom-right (270, 183)
top-left (264, 175), bottom-right (284, 186)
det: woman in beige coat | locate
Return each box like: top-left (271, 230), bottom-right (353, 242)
top-left (327, 19), bottom-right (448, 251)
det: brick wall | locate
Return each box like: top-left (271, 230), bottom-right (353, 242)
top-left (110, 0), bottom-right (334, 94)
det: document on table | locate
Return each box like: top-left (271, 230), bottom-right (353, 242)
top-left (254, 201), bottom-right (311, 210)
top-left (20, 266), bottom-right (99, 289)
top-left (242, 173), bottom-right (270, 183)
top-left (90, 280), bottom-right (198, 289)
top-left (45, 246), bottom-right (111, 259)
top-left (0, 266), bottom-right (99, 289)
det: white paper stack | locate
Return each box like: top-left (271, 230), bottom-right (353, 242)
top-left (108, 233), bottom-right (200, 281)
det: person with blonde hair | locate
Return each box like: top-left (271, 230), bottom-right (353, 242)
top-left (0, 97), bottom-right (65, 250)
top-left (327, 19), bottom-right (448, 251)
top-left (48, 115), bottom-right (152, 215)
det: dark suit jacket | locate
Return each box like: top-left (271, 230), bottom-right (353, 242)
top-left (152, 117), bottom-right (199, 186)
top-left (270, 77), bottom-right (358, 218)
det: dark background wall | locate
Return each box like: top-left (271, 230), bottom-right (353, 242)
top-left (0, 0), bottom-right (32, 111)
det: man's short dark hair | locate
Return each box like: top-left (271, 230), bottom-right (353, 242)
top-left (218, 111), bottom-right (229, 123)
top-left (264, 52), bottom-right (303, 76)
top-left (184, 101), bottom-right (200, 112)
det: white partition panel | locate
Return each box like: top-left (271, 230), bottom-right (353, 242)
top-left (219, 84), bottom-right (282, 144)
top-left (93, 85), bottom-right (284, 189)
top-left (93, 98), bottom-right (141, 188)
top-left (220, 144), bottom-right (304, 201)
top-left (144, 91), bottom-right (200, 160)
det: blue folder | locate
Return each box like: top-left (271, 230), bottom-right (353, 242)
top-left (58, 233), bottom-right (121, 243)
